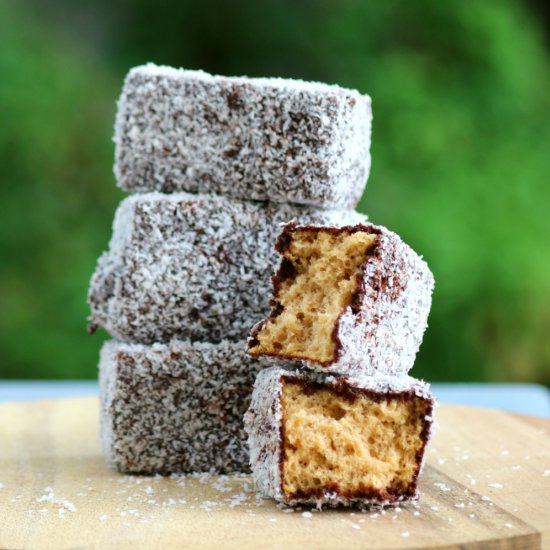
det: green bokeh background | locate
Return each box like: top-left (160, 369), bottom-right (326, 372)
top-left (1, 0), bottom-right (549, 383)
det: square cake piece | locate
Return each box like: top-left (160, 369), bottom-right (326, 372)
top-left (244, 367), bottom-right (435, 507)
top-left (248, 223), bottom-right (434, 377)
top-left (100, 339), bottom-right (288, 474)
top-left (114, 64), bottom-right (372, 208)
top-left (88, 193), bottom-right (366, 344)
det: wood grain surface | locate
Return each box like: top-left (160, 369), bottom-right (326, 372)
top-left (0, 397), bottom-right (549, 549)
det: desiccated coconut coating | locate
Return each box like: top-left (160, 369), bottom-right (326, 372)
top-left (88, 192), bottom-right (367, 344)
top-left (248, 223), bottom-right (434, 378)
top-left (100, 339), bottom-right (290, 474)
top-left (244, 367), bottom-right (435, 507)
top-left (114, 63), bottom-right (372, 208)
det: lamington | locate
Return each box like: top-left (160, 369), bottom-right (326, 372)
top-left (100, 339), bottom-right (290, 474)
top-left (244, 367), bottom-right (435, 507)
top-left (114, 63), bottom-right (372, 208)
top-left (88, 193), bottom-right (366, 344)
top-left (248, 223), bottom-right (434, 377)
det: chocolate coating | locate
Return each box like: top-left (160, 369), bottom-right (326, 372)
top-left (100, 339), bottom-right (291, 474)
top-left (115, 64), bottom-right (372, 208)
top-left (88, 193), bottom-right (367, 344)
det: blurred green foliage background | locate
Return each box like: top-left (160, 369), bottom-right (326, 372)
top-left (1, 0), bottom-right (549, 383)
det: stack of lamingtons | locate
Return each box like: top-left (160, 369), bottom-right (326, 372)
top-left (88, 63), bottom-right (435, 508)
top-left (88, 64), bottom-right (371, 474)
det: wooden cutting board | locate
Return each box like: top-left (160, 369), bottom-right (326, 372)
top-left (0, 397), bottom-right (549, 549)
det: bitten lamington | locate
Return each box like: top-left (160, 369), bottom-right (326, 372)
top-left (115, 64), bottom-right (372, 208)
top-left (100, 339), bottom-right (288, 474)
top-left (244, 367), bottom-right (435, 507)
top-left (248, 223), bottom-right (434, 377)
top-left (88, 193), bottom-right (366, 344)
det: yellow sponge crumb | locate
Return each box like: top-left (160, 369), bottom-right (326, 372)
top-left (249, 229), bottom-right (377, 363)
top-left (281, 380), bottom-right (429, 497)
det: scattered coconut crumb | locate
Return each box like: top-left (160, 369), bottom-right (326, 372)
top-left (36, 487), bottom-right (76, 513)
top-left (543, 470), bottom-right (550, 477)
top-left (16, 469), bottom-right (499, 531)
top-left (212, 478), bottom-right (233, 493)
top-left (488, 483), bottom-right (503, 489)
top-left (228, 493), bottom-right (247, 508)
